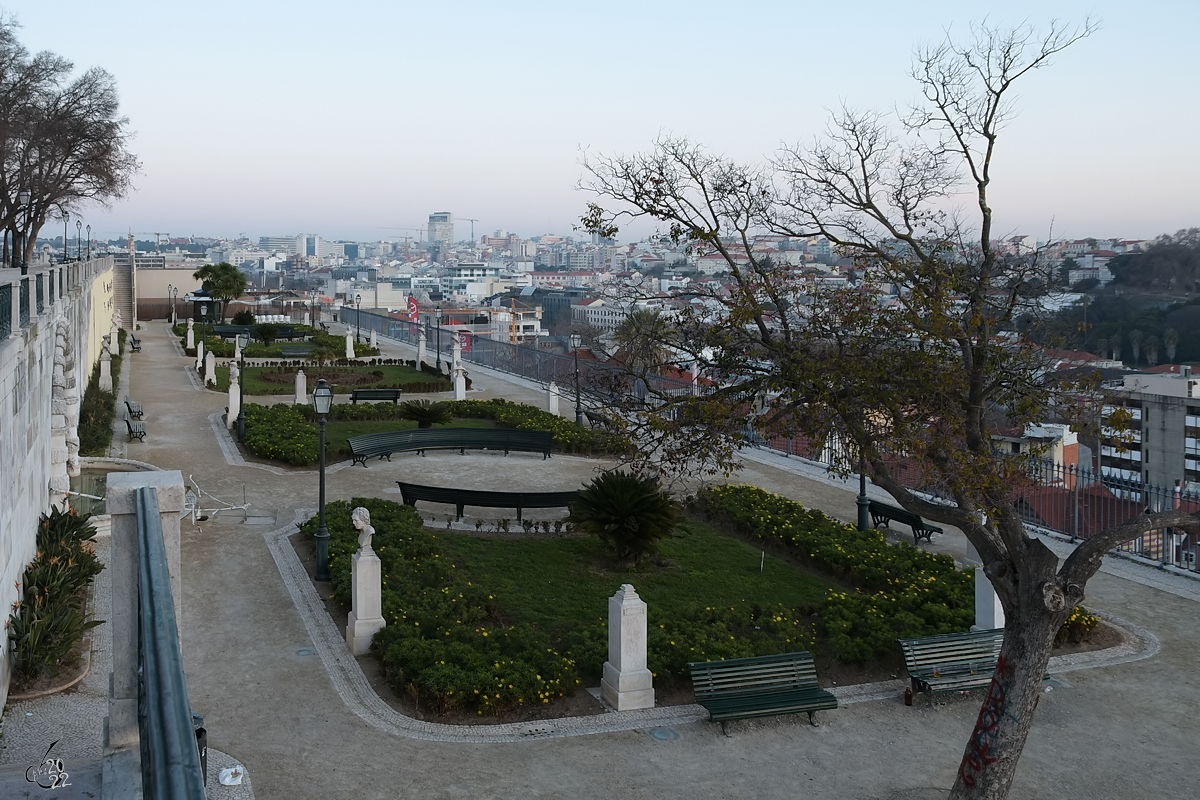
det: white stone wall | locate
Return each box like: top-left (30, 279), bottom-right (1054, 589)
top-left (0, 257), bottom-right (114, 709)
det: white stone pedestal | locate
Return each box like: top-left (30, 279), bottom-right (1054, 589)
top-left (186, 319), bottom-right (195, 350)
top-left (547, 382), bottom-right (560, 415)
top-left (99, 350), bottom-right (113, 393)
top-left (369, 329), bottom-right (377, 349)
top-left (295, 369), bottom-right (307, 405)
top-left (417, 335), bottom-right (427, 369)
top-left (347, 550), bottom-right (386, 655)
top-left (452, 334), bottom-right (466, 399)
top-left (600, 584), bottom-right (655, 711)
top-left (195, 339), bottom-right (205, 371)
top-left (974, 567), bottom-right (1005, 630)
top-left (204, 351), bottom-right (216, 387)
top-left (345, 331), bottom-right (355, 359)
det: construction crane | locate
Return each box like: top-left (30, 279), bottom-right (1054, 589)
top-left (133, 232), bottom-right (170, 251)
top-left (459, 218), bottom-right (480, 243)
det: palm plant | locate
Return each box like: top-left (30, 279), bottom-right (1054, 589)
top-left (1164, 328), bottom-right (1179, 363)
top-left (613, 308), bottom-right (675, 375)
top-left (398, 399), bottom-right (453, 428)
top-left (192, 262), bottom-right (247, 322)
top-left (567, 471), bottom-right (679, 566)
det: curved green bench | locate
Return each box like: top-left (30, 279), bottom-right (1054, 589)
top-left (395, 481), bottom-right (577, 522)
top-left (347, 427), bottom-right (553, 467)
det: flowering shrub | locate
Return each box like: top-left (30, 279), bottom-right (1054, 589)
top-left (242, 403), bottom-right (319, 465)
top-left (698, 485), bottom-right (974, 662)
top-left (1055, 605), bottom-right (1101, 645)
top-left (446, 398), bottom-right (627, 454)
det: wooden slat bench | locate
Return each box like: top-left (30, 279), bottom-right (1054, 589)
top-left (348, 428), bottom-right (553, 467)
top-left (898, 628), bottom-right (1004, 700)
top-left (869, 500), bottom-right (944, 544)
top-left (124, 399), bottom-right (144, 419)
top-left (351, 388), bottom-right (402, 404)
top-left (280, 344), bottom-right (311, 357)
top-left (688, 651), bottom-right (837, 735)
top-left (125, 414), bottom-right (147, 442)
top-left (395, 481), bottom-right (578, 522)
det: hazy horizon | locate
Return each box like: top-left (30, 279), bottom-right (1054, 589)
top-left (10, 1), bottom-right (1199, 244)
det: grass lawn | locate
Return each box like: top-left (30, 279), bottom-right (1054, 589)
top-left (436, 518), bottom-right (834, 639)
top-left (213, 364), bottom-right (445, 394)
top-left (324, 418), bottom-right (493, 458)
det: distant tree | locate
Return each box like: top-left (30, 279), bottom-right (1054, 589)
top-left (192, 262), bottom-right (246, 322)
top-left (1163, 328), bottom-right (1179, 363)
top-left (1130, 329), bottom-right (1144, 364)
top-left (1145, 335), bottom-right (1160, 367)
top-left (1095, 338), bottom-right (1108, 360)
top-left (0, 18), bottom-right (138, 264)
top-left (1111, 335), bottom-right (1121, 361)
top-left (613, 308), bottom-right (676, 375)
top-left (231, 310), bottom-right (256, 325)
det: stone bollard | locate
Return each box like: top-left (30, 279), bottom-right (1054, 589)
top-left (227, 366), bottom-right (240, 430)
top-left (600, 584), bottom-right (655, 711)
top-left (345, 330), bottom-right (355, 359)
top-left (233, 336), bottom-right (242, 361)
top-left (204, 350), bottom-right (216, 387)
top-left (547, 382), bottom-right (560, 415)
top-left (347, 507), bottom-right (386, 655)
top-left (369, 329), bottom-right (377, 349)
top-left (417, 334), bottom-right (427, 369)
top-left (99, 349), bottom-right (113, 393)
top-left (295, 369), bottom-right (307, 406)
top-left (964, 539), bottom-right (1005, 630)
top-left (195, 338), bottom-right (205, 372)
top-left (186, 318), bottom-right (195, 350)
top-left (452, 333), bottom-right (466, 400)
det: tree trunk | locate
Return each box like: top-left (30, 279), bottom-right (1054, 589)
top-left (949, 602), bottom-right (1060, 798)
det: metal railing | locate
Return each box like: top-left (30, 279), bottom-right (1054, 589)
top-left (0, 283), bottom-right (10, 337)
top-left (36, 273), bottom-right (44, 313)
top-left (19, 277), bottom-right (29, 327)
top-left (135, 487), bottom-right (206, 799)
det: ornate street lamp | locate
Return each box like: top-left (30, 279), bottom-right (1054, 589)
top-left (857, 455), bottom-right (871, 532)
top-left (86, 224), bottom-right (91, 260)
top-left (76, 219), bottom-right (82, 261)
top-left (354, 293), bottom-right (362, 344)
top-left (16, 188), bottom-right (30, 274)
top-left (570, 332), bottom-right (583, 426)
top-left (312, 379), bottom-right (334, 581)
top-left (236, 333), bottom-right (249, 443)
top-left (61, 210), bottom-right (69, 264)
top-left (434, 307), bottom-right (444, 375)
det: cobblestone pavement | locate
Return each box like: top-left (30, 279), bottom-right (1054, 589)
top-left (3, 320), bottom-right (1198, 799)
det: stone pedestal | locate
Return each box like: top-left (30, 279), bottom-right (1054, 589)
top-left (204, 351), bottom-right (216, 387)
top-left (452, 333), bottom-right (466, 399)
top-left (185, 319), bottom-right (194, 350)
top-left (99, 350), bottom-right (113, 393)
top-left (417, 334), bottom-right (427, 369)
top-left (295, 369), bottom-right (307, 406)
top-left (347, 550), bottom-right (386, 655)
top-left (974, 567), bottom-right (1005, 630)
top-left (547, 382), bottom-right (560, 415)
top-left (195, 339), bottom-right (205, 371)
top-left (600, 584), bottom-right (655, 711)
top-left (345, 331), bottom-right (355, 359)
top-left (369, 329), bottom-right (377, 349)
top-left (233, 337), bottom-right (242, 361)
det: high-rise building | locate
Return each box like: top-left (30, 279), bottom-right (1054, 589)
top-left (428, 212), bottom-right (454, 248)
top-left (1101, 367), bottom-right (1200, 494)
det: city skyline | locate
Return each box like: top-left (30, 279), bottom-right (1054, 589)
top-left (9, 0), bottom-right (1199, 243)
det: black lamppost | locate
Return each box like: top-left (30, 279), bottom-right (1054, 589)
top-left (570, 332), bottom-right (583, 425)
top-left (200, 303), bottom-right (208, 341)
top-left (76, 220), bottom-right (82, 261)
top-left (312, 379), bottom-right (333, 581)
top-left (354, 293), bottom-right (362, 344)
top-left (61, 210), bottom-right (69, 264)
top-left (856, 455), bottom-right (871, 532)
top-left (236, 333), bottom-right (248, 443)
top-left (14, 188), bottom-right (30, 274)
top-left (434, 307), bottom-right (443, 375)
top-left (86, 224), bottom-right (91, 260)
top-left (167, 284), bottom-right (178, 324)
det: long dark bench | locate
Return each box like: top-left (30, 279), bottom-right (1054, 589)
top-left (347, 428), bottom-right (554, 467)
top-left (898, 628), bottom-right (1004, 701)
top-left (395, 481), bottom-right (578, 522)
top-left (351, 388), bottom-right (401, 404)
top-left (212, 324), bottom-right (303, 341)
top-left (869, 499), bottom-right (944, 544)
top-left (280, 344), bottom-right (311, 357)
top-left (688, 651), bottom-right (837, 735)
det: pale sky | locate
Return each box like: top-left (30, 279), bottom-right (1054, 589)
top-left (10, 1), bottom-right (1200, 244)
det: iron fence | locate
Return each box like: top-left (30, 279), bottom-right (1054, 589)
top-left (0, 283), bottom-right (10, 337)
top-left (18, 277), bottom-right (29, 327)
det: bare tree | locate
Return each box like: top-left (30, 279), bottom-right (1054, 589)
top-left (0, 17), bottom-right (138, 264)
top-left (584, 19), bottom-right (1199, 800)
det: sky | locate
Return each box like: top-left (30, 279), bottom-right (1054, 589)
top-left (9, 1), bottom-right (1200, 245)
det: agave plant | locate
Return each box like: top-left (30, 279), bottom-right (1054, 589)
top-left (398, 400), bottom-right (453, 428)
top-left (567, 471), bottom-right (679, 566)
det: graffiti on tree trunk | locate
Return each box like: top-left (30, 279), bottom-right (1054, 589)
top-left (959, 656), bottom-right (1018, 788)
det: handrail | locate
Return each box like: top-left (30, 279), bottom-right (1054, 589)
top-left (136, 486), bottom-right (206, 799)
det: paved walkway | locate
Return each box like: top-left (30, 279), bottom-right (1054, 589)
top-left (5, 321), bottom-right (1199, 799)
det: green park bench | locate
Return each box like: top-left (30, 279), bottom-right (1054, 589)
top-left (125, 414), bottom-right (147, 442)
top-left (347, 428), bottom-right (554, 467)
top-left (350, 388), bottom-right (402, 404)
top-left (898, 628), bottom-right (1004, 702)
top-left (280, 344), bottom-right (311, 357)
top-left (869, 499), bottom-right (944, 544)
top-left (395, 480), bottom-right (578, 523)
top-left (687, 651), bottom-right (838, 735)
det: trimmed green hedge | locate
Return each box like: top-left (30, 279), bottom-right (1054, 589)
top-left (242, 403), bottom-right (319, 465)
top-left (697, 485), bottom-right (974, 662)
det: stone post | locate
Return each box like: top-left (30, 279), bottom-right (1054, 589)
top-left (417, 333), bottom-right (427, 369)
top-left (99, 339), bottom-right (113, 393)
top-left (295, 369), bottom-right (307, 406)
top-left (104, 471), bottom-right (186, 755)
top-left (964, 539), bottom-right (1005, 630)
top-left (547, 382), bottom-right (560, 415)
top-left (227, 364), bottom-right (241, 429)
top-left (369, 329), bottom-right (377, 349)
top-left (452, 332), bottom-right (466, 400)
top-left (185, 318), bottom-right (194, 350)
top-left (346, 507), bottom-right (386, 655)
top-left (204, 350), bottom-right (216, 387)
top-left (601, 584), bottom-right (655, 711)
top-left (233, 335), bottom-right (242, 361)
top-left (195, 338), bottom-right (205, 372)
top-left (345, 330), bottom-right (355, 359)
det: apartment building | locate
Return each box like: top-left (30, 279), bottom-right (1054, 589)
top-left (1101, 367), bottom-right (1200, 495)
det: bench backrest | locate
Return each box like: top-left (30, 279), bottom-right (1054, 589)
top-left (688, 651), bottom-right (820, 698)
top-left (898, 629), bottom-right (1003, 672)
top-left (869, 499), bottom-right (923, 524)
top-left (396, 481), bottom-right (577, 507)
